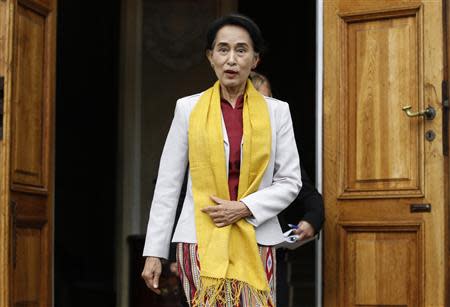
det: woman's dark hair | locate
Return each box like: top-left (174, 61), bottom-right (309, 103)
top-left (205, 14), bottom-right (266, 54)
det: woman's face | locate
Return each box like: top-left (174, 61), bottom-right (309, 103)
top-left (207, 25), bottom-right (259, 91)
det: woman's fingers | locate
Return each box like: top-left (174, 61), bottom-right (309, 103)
top-left (210, 195), bottom-right (225, 204)
top-left (141, 257), bottom-right (162, 294)
top-left (202, 198), bottom-right (250, 227)
top-left (202, 207), bottom-right (227, 227)
top-left (202, 206), bottom-right (219, 215)
top-left (170, 262), bottom-right (178, 276)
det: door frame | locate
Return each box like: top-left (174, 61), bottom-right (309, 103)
top-left (315, 1), bottom-right (324, 306)
top-left (117, 1), bottom-right (143, 306)
top-left (444, 0), bottom-right (450, 305)
top-left (0, 1), bottom-right (12, 305)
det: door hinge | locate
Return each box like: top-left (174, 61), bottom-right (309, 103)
top-left (442, 80), bottom-right (449, 155)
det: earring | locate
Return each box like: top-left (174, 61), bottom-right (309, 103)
top-left (211, 63), bottom-right (215, 68)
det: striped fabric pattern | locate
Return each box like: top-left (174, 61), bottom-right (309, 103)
top-left (176, 243), bottom-right (276, 307)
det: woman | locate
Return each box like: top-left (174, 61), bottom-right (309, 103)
top-left (141, 14), bottom-right (301, 307)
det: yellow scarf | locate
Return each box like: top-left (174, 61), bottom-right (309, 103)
top-left (188, 80), bottom-right (272, 306)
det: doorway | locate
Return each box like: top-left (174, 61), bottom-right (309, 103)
top-left (53, 1), bottom-right (318, 307)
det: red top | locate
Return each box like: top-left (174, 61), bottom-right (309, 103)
top-left (220, 95), bottom-right (244, 201)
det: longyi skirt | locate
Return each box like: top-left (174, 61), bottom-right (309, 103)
top-left (176, 243), bottom-right (276, 307)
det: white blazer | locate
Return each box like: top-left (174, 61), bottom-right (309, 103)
top-left (143, 93), bottom-right (302, 258)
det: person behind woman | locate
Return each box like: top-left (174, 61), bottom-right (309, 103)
top-left (248, 71), bottom-right (271, 98)
top-left (141, 14), bottom-right (302, 307)
top-left (249, 71), bottom-right (325, 306)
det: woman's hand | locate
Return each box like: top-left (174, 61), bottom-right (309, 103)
top-left (293, 220), bottom-right (315, 240)
top-left (201, 195), bottom-right (252, 227)
top-left (141, 256), bottom-right (162, 294)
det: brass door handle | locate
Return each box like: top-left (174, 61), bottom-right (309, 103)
top-left (402, 105), bottom-right (436, 120)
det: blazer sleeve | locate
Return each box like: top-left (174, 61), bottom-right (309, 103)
top-left (241, 102), bottom-right (302, 227)
top-left (143, 100), bottom-right (189, 258)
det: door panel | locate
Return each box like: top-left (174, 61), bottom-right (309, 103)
top-left (339, 222), bottom-right (422, 306)
top-left (14, 227), bottom-right (44, 305)
top-left (1, 0), bottom-right (56, 306)
top-left (341, 7), bottom-right (423, 198)
top-left (12, 194), bottom-right (50, 307)
top-left (324, 1), bottom-right (446, 306)
top-left (11, 3), bottom-right (49, 193)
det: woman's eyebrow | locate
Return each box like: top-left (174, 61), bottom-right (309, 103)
top-left (215, 41), bottom-right (250, 47)
top-left (235, 42), bottom-right (249, 47)
top-left (215, 42), bottom-right (229, 47)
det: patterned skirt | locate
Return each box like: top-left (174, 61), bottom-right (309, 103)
top-left (176, 243), bottom-right (276, 307)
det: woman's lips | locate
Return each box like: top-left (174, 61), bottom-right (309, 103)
top-left (224, 70), bottom-right (238, 77)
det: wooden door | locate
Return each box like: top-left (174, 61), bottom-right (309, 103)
top-left (324, 0), bottom-right (447, 306)
top-left (0, 0), bottom-right (56, 306)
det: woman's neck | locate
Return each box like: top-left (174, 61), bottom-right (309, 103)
top-left (220, 84), bottom-right (246, 108)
